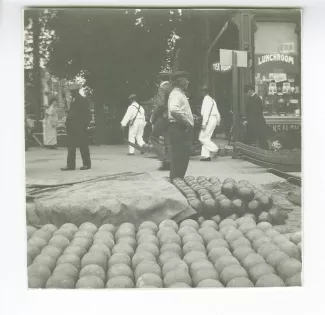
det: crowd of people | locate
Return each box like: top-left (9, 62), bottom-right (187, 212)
top-left (118, 70), bottom-right (224, 179)
top-left (27, 70), bottom-right (271, 180)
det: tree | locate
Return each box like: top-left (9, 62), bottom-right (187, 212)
top-left (24, 9), bottom-right (57, 122)
top-left (45, 8), bottom-right (181, 144)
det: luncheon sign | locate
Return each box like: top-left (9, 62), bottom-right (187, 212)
top-left (255, 53), bottom-right (298, 74)
top-left (257, 54), bottom-right (295, 66)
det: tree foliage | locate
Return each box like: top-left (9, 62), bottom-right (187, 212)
top-left (46, 8), bottom-right (181, 103)
top-left (24, 9), bottom-right (57, 69)
top-left (34, 8), bottom-right (182, 143)
top-left (24, 9), bottom-right (58, 121)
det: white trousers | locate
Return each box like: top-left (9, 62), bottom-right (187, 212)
top-left (128, 119), bottom-right (146, 153)
top-left (199, 116), bottom-right (219, 158)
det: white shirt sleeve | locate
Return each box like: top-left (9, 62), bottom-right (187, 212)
top-left (201, 96), bottom-right (211, 126)
top-left (169, 91), bottom-right (181, 114)
top-left (121, 105), bottom-right (134, 126)
top-left (214, 100), bottom-right (221, 125)
top-left (169, 90), bottom-right (186, 124)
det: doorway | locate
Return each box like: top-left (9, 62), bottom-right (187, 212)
top-left (212, 70), bottom-right (233, 137)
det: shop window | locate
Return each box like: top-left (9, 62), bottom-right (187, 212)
top-left (254, 22), bottom-right (301, 117)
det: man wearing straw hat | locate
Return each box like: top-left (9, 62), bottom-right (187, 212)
top-left (149, 71), bottom-right (173, 170)
top-left (61, 84), bottom-right (92, 171)
top-left (168, 70), bottom-right (194, 180)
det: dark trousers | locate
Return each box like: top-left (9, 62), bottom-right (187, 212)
top-left (143, 122), bottom-right (152, 143)
top-left (67, 141), bottom-right (91, 169)
top-left (168, 122), bottom-right (193, 180)
top-left (244, 123), bottom-right (269, 150)
top-left (151, 116), bottom-right (165, 139)
top-left (151, 116), bottom-right (170, 164)
top-left (162, 131), bottom-right (170, 164)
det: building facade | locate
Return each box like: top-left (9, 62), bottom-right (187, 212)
top-left (177, 9), bottom-right (301, 149)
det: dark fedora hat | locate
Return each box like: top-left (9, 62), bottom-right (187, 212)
top-left (157, 70), bottom-right (171, 78)
top-left (171, 71), bottom-right (190, 80)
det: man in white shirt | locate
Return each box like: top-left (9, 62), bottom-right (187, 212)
top-left (121, 94), bottom-right (146, 155)
top-left (199, 86), bottom-right (221, 161)
top-left (168, 71), bottom-right (194, 180)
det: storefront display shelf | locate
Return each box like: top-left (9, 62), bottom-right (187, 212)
top-left (265, 116), bottom-right (301, 125)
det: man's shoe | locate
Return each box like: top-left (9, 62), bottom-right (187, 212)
top-left (80, 165), bottom-right (91, 170)
top-left (200, 157), bottom-right (211, 162)
top-left (127, 153), bottom-right (134, 156)
top-left (60, 167), bottom-right (75, 171)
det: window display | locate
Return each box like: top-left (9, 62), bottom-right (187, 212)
top-left (254, 22), bottom-right (300, 117)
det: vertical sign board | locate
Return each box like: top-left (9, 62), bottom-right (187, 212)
top-left (220, 49), bottom-right (248, 67)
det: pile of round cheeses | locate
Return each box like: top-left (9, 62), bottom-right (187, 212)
top-left (27, 217), bottom-right (302, 289)
top-left (173, 176), bottom-right (288, 224)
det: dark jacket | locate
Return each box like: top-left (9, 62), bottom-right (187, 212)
top-left (151, 81), bottom-right (173, 124)
top-left (66, 94), bottom-right (91, 145)
top-left (246, 94), bottom-right (267, 127)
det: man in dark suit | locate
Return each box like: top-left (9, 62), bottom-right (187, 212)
top-left (149, 71), bottom-right (173, 170)
top-left (61, 84), bottom-right (92, 171)
top-left (243, 84), bottom-right (269, 150)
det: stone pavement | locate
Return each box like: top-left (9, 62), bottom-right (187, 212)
top-left (25, 145), bottom-right (283, 185)
top-left (25, 145), bottom-right (301, 230)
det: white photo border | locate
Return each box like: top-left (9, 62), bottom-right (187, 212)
top-left (1, 0), bottom-right (324, 314)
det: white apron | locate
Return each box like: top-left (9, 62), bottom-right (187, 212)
top-left (43, 105), bottom-right (58, 146)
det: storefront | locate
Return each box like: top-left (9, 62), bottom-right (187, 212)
top-left (200, 9), bottom-right (301, 150)
top-left (175, 9), bottom-right (301, 170)
top-left (253, 18), bottom-right (301, 150)
top-left (234, 11), bottom-right (301, 171)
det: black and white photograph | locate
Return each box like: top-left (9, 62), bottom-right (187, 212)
top-left (23, 7), bottom-right (303, 290)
